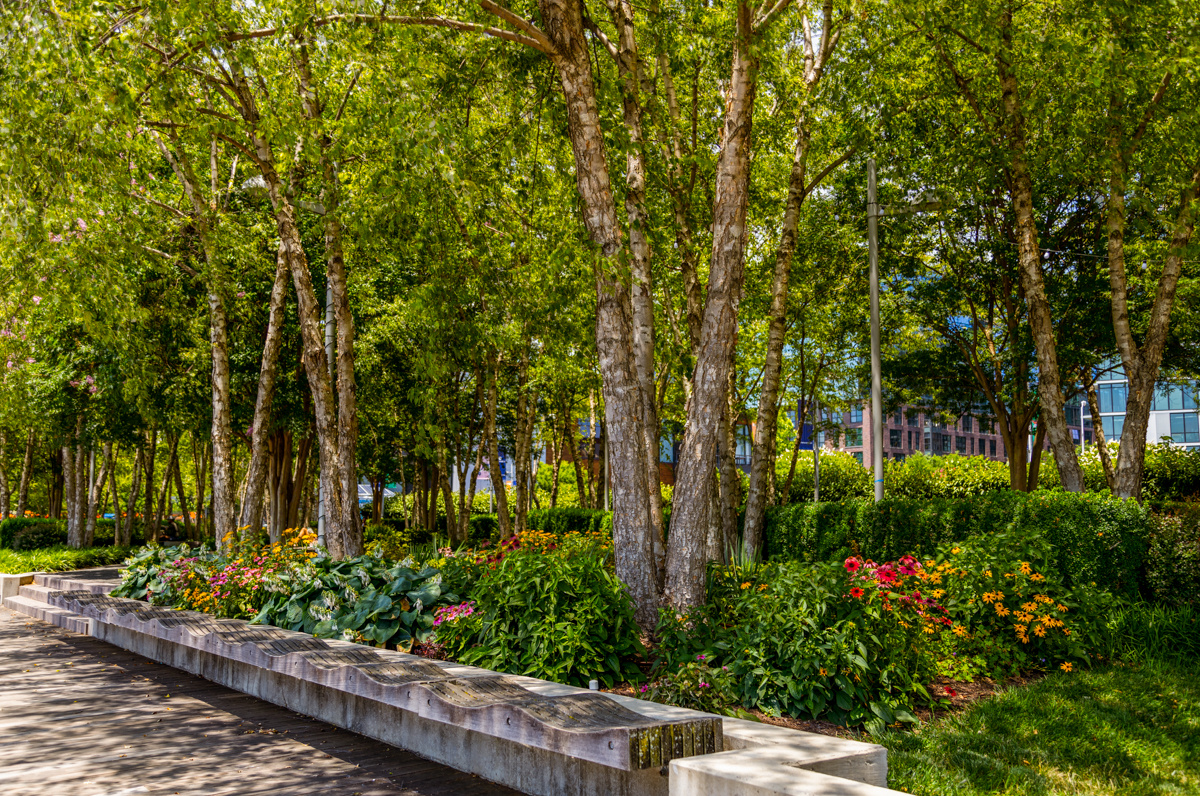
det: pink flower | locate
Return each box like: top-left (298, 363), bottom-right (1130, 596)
top-left (76, 218), bottom-right (87, 231)
top-left (844, 558), bottom-right (861, 573)
top-left (236, 291), bottom-right (246, 298)
top-left (32, 296), bottom-right (41, 304)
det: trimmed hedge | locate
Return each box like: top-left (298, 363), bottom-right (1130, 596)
top-left (0, 518), bottom-right (59, 549)
top-left (765, 492), bottom-right (1152, 598)
top-left (12, 524), bottom-right (69, 551)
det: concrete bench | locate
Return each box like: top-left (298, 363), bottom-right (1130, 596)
top-left (6, 569), bottom-right (908, 796)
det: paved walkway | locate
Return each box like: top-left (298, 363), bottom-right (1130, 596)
top-left (0, 606), bottom-right (519, 796)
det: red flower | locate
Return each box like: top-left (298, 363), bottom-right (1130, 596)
top-left (844, 558), bottom-right (861, 573)
top-left (945, 688), bottom-right (957, 697)
top-left (850, 587), bottom-right (865, 599)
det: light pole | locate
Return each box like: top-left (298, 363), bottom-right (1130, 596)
top-left (866, 158), bottom-right (943, 502)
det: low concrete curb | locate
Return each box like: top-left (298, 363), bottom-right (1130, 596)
top-left (6, 570), bottom-right (909, 796)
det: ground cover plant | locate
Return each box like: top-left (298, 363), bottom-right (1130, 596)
top-left (433, 528), bottom-right (644, 688)
top-left (111, 528), bottom-right (457, 650)
top-left (880, 659), bottom-right (1200, 796)
top-left (0, 546), bottom-right (132, 574)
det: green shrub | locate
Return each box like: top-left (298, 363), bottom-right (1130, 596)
top-left (1146, 502), bottom-right (1200, 606)
top-left (658, 559), bottom-right (935, 732)
top-left (765, 492), bottom-right (1150, 598)
top-left (1, 518), bottom-right (56, 548)
top-left (525, 507), bottom-right (610, 537)
top-left (0, 546), bottom-right (133, 574)
top-left (12, 523), bottom-right (68, 551)
top-left (435, 540), bottom-right (643, 688)
top-left (778, 451), bottom-right (871, 503)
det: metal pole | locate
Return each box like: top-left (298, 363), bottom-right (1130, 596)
top-left (318, 281), bottom-right (334, 547)
top-left (867, 158), bottom-right (884, 502)
top-left (813, 398), bottom-right (821, 502)
top-left (1081, 399), bottom-right (1087, 453)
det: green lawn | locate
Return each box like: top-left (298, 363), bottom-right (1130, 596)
top-left (880, 660), bottom-right (1200, 796)
top-left (0, 546), bottom-right (132, 574)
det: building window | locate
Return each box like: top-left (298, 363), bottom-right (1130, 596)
top-left (894, 453), bottom-right (906, 463)
top-left (578, 418), bottom-right (598, 438)
top-left (962, 416), bottom-right (972, 432)
top-left (942, 435), bottom-right (952, 454)
top-left (889, 429), bottom-right (901, 448)
top-left (1154, 385), bottom-right (1199, 411)
top-left (894, 410), bottom-right (903, 425)
top-left (924, 431), bottom-right (931, 452)
top-left (1108, 416), bottom-right (1125, 439)
top-left (845, 427), bottom-right (863, 447)
top-left (735, 425), bottom-right (752, 465)
top-left (1170, 412), bottom-right (1200, 443)
top-left (852, 451), bottom-right (864, 464)
top-left (1098, 383), bottom-right (1127, 414)
top-left (969, 438), bottom-right (975, 455)
top-left (956, 436), bottom-right (966, 454)
top-left (907, 412), bottom-right (919, 427)
top-left (989, 439), bottom-right (997, 457)
top-left (849, 406), bottom-right (863, 424)
top-left (659, 435), bottom-right (674, 464)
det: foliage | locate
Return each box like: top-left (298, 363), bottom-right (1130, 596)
top-left (435, 533), bottom-right (643, 688)
top-left (0, 546), bottom-right (133, 574)
top-left (1092, 603), bottom-right (1200, 664)
top-left (253, 552), bottom-right (456, 650)
top-left (658, 558), bottom-right (939, 733)
top-left (881, 660), bottom-right (1200, 796)
top-left (765, 492), bottom-right (1151, 598)
top-left (643, 654), bottom-right (744, 716)
top-left (11, 523), bottom-right (69, 551)
top-left (111, 529), bottom-right (320, 618)
top-left (1146, 503), bottom-right (1200, 606)
top-left (0, 518), bottom-right (57, 548)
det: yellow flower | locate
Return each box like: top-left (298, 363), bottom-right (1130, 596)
top-left (952, 625), bottom-right (969, 638)
top-left (1020, 562), bottom-right (1032, 575)
top-left (1036, 594), bottom-right (1053, 604)
top-left (951, 547), bottom-right (961, 555)
top-left (1034, 625), bottom-right (1047, 637)
top-left (922, 626), bottom-right (935, 634)
top-left (995, 604), bottom-right (1011, 617)
top-left (984, 570), bottom-right (993, 578)
top-left (1022, 602), bottom-right (1038, 612)
top-left (1060, 662), bottom-right (1073, 672)
top-left (758, 584), bottom-right (768, 592)
top-left (740, 582), bottom-right (751, 590)
top-left (1057, 604), bottom-right (1068, 612)
top-left (819, 668), bottom-right (828, 676)
top-left (1014, 624), bottom-right (1027, 634)
top-left (982, 592), bottom-right (998, 604)
top-left (1030, 573), bottom-right (1045, 582)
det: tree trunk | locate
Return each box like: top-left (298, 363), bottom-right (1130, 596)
top-left (172, 449), bottom-right (193, 540)
top-left (485, 357), bottom-right (512, 539)
top-left (144, 427), bottom-right (157, 542)
top-left (1084, 371), bottom-right (1116, 490)
top-left (997, 11), bottom-right (1083, 493)
top-left (64, 445), bottom-right (78, 546)
top-left (0, 432), bottom-right (9, 519)
top-left (718, 380), bottom-right (740, 561)
top-left (1108, 156), bottom-right (1200, 498)
top-left (744, 122), bottom-right (811, 558)
top-left (85, 442), bottom-right (112, 548)
top-left (123, 446), bottom-right (143, 547)
top-left (155, 435), bottom-right (180, 537)
top-left (239, 244), bottom-right (291, 534)
top-left (73, 441), bottom-right (87, 543)
top-left (1028, 422), bottom-right (1048, 491)
top-left (109, 443), bottom-right (123, 542)
top-left (193, 440), bottom-right (210, 541)
top-left (296, 41), bottom-right (361, 556)
top-left (665, 1), bottom-right (759, 612)
top-left (16, 429), bottom-right (34, 518)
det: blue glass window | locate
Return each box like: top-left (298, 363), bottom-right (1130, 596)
top-left (845, 427), bottom-right (863, 447)
top-left (849, 406), bottom-right (863, 424)
top-left (1170, 413), bottom-right (1199, 443)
